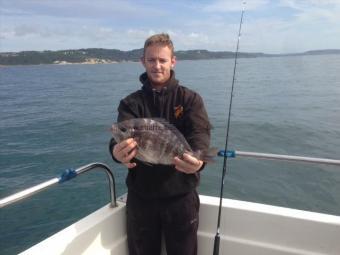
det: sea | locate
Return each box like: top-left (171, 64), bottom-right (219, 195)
top-left (0, 55), bottom-right (340, 254)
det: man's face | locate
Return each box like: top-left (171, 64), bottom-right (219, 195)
top-left (142, 45), bottom-right (176, 87)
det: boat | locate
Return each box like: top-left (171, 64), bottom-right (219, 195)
top-left (1, 152), bottom-right (340, 255)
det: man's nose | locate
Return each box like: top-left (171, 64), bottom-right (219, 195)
top-left (154, 60), bottom-right (161, 68)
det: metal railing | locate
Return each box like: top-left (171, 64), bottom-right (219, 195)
top-left (218, 150), bottom-right (340, 166)
top-left (1, 152), bottom-right (339, 209)
top-left (0, 162), bottom-right (117, 209)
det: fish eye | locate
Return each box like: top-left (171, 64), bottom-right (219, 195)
top-left (120, 127), bottom-right (127, 132)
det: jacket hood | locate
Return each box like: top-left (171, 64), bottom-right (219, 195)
top-left (140, 70), bottom-right (179, 95)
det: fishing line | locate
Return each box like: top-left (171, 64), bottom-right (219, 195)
top-left (213, 3), bottom-right (246, 255)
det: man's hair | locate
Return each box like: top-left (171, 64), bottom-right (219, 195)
top-left (143, 33), bottom-right (174, 56)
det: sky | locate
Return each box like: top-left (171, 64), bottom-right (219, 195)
top-left (0, 0), bottom-right (340, 54)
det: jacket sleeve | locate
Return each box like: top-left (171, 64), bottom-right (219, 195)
top-left (109, 98), bottom-right (139, 163)
top-left (185, 93), bottom-right (211, 170)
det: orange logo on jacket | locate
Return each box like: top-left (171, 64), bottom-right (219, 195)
top-left (174, 105), bottom-right (184, 119)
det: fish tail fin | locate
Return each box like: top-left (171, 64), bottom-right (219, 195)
top-left (193, 147), bottom-right (218, 163)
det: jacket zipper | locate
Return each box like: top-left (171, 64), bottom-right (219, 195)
top-left (152, 87), bottom-right (167, 118)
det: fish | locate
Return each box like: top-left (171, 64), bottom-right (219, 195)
top-left (111, 118), bottom-right (216, 165)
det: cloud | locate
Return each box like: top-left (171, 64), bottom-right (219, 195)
top-left (0, 0), bottom-right (167, 20)
top-left (279, 0), bottom-right (340, 22)
top-left (203, 0), bottom-right (269, 12)
top-left (240, 7), bottom-right (340, 53)
top-left (280, 0), bottom-right (340, 9)
top-left (13, 24), bottom-right (54, 37)
top-left (0, 1), bottom-right (339, 53)
top-left (0, 7), bottom-right (32, 16)
top-left (297, 8), bottom-right (340, 23)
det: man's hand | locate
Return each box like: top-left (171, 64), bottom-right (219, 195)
top-left (173, 153), bottom-right (203, 174)
top-left (113, 138), bottom-right (138, 168)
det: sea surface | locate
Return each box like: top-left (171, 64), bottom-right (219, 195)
top-left (0, 55), bottom-right (340, 254)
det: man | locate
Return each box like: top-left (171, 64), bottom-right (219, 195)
top-left (109, 33), bottom-right (211, 255)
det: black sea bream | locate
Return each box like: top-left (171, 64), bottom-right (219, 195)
top-left (111, 118), bottom-right (211, 165)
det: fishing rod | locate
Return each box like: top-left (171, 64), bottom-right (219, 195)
top-left (213, 3), bottom-right (246, 255)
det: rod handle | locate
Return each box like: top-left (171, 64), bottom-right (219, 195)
top-left (213, 234), bottom-right (220, 255)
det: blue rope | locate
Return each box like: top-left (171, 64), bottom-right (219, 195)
top-left (58, 168), bottom-right (77, 183)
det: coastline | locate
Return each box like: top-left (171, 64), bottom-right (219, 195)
top-left (0, 59), bottom-right (139, 67)
top-left (53, 58), bottom-right (118, 65)
top-left (1, 48), bottom-right (339, 67)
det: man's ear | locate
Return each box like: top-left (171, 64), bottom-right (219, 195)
top-left (171, 56), bottom-right (177, 68)
top-left (140, 56), bottom-right (146, 67)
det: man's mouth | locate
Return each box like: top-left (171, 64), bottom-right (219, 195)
top-left (151, 72), bottom-right (163, 77)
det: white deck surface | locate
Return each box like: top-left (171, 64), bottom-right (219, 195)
top-left (20, 195), bottom-right (340, 255)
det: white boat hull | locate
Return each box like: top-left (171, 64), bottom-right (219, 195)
top-left (20, 195), bottom-right (340, 255)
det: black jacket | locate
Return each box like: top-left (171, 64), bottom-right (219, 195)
top-left (109, 70), bottom-right (211, 198)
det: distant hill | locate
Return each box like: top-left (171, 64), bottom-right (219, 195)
top-left (0, 48), bottom-right (339, 66)
top-left (0, 48), bottom-right (144, 66)
top-left (302, 49), bottom-right (340, 55)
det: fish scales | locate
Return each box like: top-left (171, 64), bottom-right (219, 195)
top-left (111, 118), bottom-right (192, 165)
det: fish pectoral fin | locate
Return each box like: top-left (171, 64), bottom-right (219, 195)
top-left (193, 147), bottom-right (218, 163)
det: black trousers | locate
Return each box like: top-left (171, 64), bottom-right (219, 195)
top-left (126, 190), bottom-right (200, 255)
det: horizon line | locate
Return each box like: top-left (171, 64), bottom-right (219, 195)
top-left (1, 47), bottom-right (340, 55)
